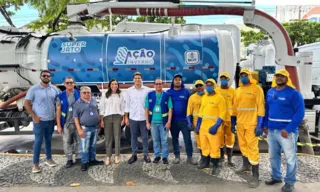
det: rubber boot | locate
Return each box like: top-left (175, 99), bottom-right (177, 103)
top-left (211, 158), bottom-right (220, 176)
top-left (219, 148), bottom-right (224, 162)
top-left (198, 149), bottom-right (204, 165)
top-left (226, 147), bottom-right (235, 167)
top-left (198, 155), bottom-right (210, 169)
top-left (235, 156), bottom-right (251, 173)
top-left (248, 164), bottom-right (260, 188)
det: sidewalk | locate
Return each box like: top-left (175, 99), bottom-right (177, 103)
top-left (1, 182), bottom-right (319, 192)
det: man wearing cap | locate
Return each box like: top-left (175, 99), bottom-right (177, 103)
top-left (195, 78), bottom-right (227, 175)
top-left (186, 80), bottom-right (208, 168)
top-left (232, 68), bottom-right (265, 188)
top-left (216, 72), bottom-right (236, 167)
top-left (264, 69), bottom-right (304, 192)
top-left (167, 74), bottom-right (196, 165)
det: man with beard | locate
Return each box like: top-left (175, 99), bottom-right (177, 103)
top-left (56, 76), bottom-right (81, 168)
top-left (264, 69), bottom-right (304, 192)
top-left (24, 70), bottom-right (60, 173)
top-left (186, 80), bottom-right (208, 168)
top-left (167, 74), bottom-right (196, 165)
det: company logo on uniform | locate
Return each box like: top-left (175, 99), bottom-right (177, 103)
top-left (60, 41), bottom-right (86, 53)
top-left (114, 47), bottom-right (155, 65)
top-left (185, 50), bottom-right (200, 64)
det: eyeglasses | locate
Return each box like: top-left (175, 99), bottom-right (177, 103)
top-left (81, 92), bottom-right (91, 94)
top-left (65, 82), bottom-right (74, 85)
top-left (195, 84), bottom-right (203, 88)
top-left (41, 75), bottom-right (51, 78)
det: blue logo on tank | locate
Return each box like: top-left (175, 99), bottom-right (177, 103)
top-left (60, 41), bottom-right (87, 53)
top-left (113, 46), bottom-right (155, 65)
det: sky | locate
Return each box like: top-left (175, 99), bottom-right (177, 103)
top-left (0, 0), bottom-right (319, 28)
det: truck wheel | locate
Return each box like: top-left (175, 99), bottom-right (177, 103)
top-left (96, 128), bottom-right (106, 147)
top-left (124, 125), bottom-right (153, 150)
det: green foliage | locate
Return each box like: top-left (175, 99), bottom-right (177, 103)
top-left (241, 20), bottom-right (320, 47)
top-left (0, 0), bottom-right (25, 27)
top-left (133, 16), bottom-right (186, 24)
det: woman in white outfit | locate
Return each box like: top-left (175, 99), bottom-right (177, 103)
top-left (99, 79), bottom-right (125, 165)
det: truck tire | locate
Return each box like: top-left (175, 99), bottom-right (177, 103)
top-left (124, 125), bottom-right (153, 150)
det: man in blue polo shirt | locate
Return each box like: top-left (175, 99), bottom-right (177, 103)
top-left (24, 70), bottom-right (60, 173)
top-left (73, 86), bottom-right (103, 171)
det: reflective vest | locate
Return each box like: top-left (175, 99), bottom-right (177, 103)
top-left (147, 91), bottom-right (169, 125)
top-left (57, 89), bottom-right (80, 128)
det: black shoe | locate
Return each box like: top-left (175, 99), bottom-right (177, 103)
top-left (162, 158), bottom-right (169, 164)
top-left (144, 155), bottom-right (151, 163)
top-left (220, 148), bottom-right (225, 162)
top-left (89, 159), bottom-right (104, 166)
top-left (211, 158), bottom-right (220, 175)
top-left (153, 157), bottom-right (161, 164)
top-left (66, 160), bottom-right (73, 168)
top-left (75, 158), bottom-right (82, 164)
top-left (248, 164), bottom-right (260, 188)
top-left (235, 156), bottom-right (251, 173)
top-left (226, 148), bottom-right (235, 167)
top-left (198, 156), bottom-right (210, 169)
top-left (81, 163), bottom-right (88, 171)
top-left (282, 183), bottom-right (294, 192)
top-left (265, 178), bottom-right (283, 185)
top-left (128, 155), bottom-right (137, 164)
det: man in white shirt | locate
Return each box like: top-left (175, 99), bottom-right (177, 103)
top-left (125, 72), bottom-right (151, 164)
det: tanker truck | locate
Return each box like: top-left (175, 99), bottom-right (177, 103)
top-left (0, 0), bottom-right (318, 148)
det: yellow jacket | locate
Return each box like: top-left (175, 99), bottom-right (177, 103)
top-left (216, 86), bottom-right (235, 121)
top-left (199, 93), bottom-right (227, 130)
top-left (233, 84), bottom-right (265, 126)
top-left (187, 93), bottom-right (203, 127)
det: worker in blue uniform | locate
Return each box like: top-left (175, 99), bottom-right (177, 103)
top-left (264, 69), bottom-right (305, 192)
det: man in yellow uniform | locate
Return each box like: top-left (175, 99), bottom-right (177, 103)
top-left (232, 68), bottom-right (265, 188)
top-left (195, 79), bottom-right (227, 175)
top-left (186, 80), bottom-right (207, 168)
top-left (216, 72), bottom-right (235, 167)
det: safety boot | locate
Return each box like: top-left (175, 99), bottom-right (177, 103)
top-left (248, 164), bottom-right (260, 188)
top-left (219, 148), bottom-right (225, 162)
top-left (235, 156), bottom-right (251, 173)
top-left (211, 158), bottom-right (221, 176)
top-left (197, 156), bottom-right (210, 169)
top-left (198, 149), bottom-right (204, 165)
top-left (226, 147), bottom-right (235, 167)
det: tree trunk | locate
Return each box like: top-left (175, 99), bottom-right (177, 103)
top-left (0, 6), bottom-right (16, 28)
top-left (298, 119), bottom-right (315, 155)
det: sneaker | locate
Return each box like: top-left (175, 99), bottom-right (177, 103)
top-left (162, 158), bottom-right (169, 164)
top-left (153, 157), bottom-right (161, 164)
top-left (89, 159), bottom-right (104, 166)
top-left (45, 159), bottom-right (57, 167)
top-left (32, 165), bottom-right (41, 173)
top-left (81, 163), bottom-right (88, 171)
top-left (282, 183), bottom-right (294, 192)
top-left (265, 178), bottom-right (282, 185)
top-left (66, 160), bottom-right (73, 168)
top-left (173, 156), bottom-right (180, 164)
top-left (187, 157), bottom-right (197, 165)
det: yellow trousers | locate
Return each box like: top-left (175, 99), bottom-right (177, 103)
top-left (220, 121), bottom-right (235, 148)
top-left (200, 127), bottom-right (222, 158)
top-left (194, 132), bottom-right (201, 150)
top-left (237, 124), bottom-right (260, 165)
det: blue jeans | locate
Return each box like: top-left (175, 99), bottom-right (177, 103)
top-left (170, 120), bottom-right (193, 158)
top-left (129, 119), bottom-right (149, 156)
top-left (33, 120), bottom-right (55, 164)
top-left (267, 129), bottom-right (298, 184)
top-left (80, 126), bottom-right (98, 164)
top-left (151, 123), bottom-right (169, 158)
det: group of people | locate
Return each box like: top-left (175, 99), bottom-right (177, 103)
top-left (24, 68), bottom-right (304, 192)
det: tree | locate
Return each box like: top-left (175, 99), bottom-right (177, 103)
top-left (133, 16), bottom-right (186, 24)
top-left (241, 20), bottom-right (320, 47)
top-left (0, 0), bottom-right (25, 28)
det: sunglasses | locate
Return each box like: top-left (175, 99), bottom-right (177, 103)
top-left (195, 84), bottom-right (203, 88)
top-left (81, 92), bottom-right (91, 94)
top-left (41, 75), bottom-right (51, 78)
top-left (65, 82), bottom-right (74, 85)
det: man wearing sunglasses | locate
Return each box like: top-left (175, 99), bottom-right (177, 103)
top-left (24, 70), bottom-right (60, 173)
top-left (56, 77), bottom-right (81, 168)
top-left (186, 80), bottom-right (208, 168)
top-left (73, 86), bottom-right (104, 171)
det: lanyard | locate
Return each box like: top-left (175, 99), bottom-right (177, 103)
top-left (156, 92), bottom-right (163, 105)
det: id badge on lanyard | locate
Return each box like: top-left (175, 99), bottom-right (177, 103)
top-left (88, 103), bottom-right (94, 116)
